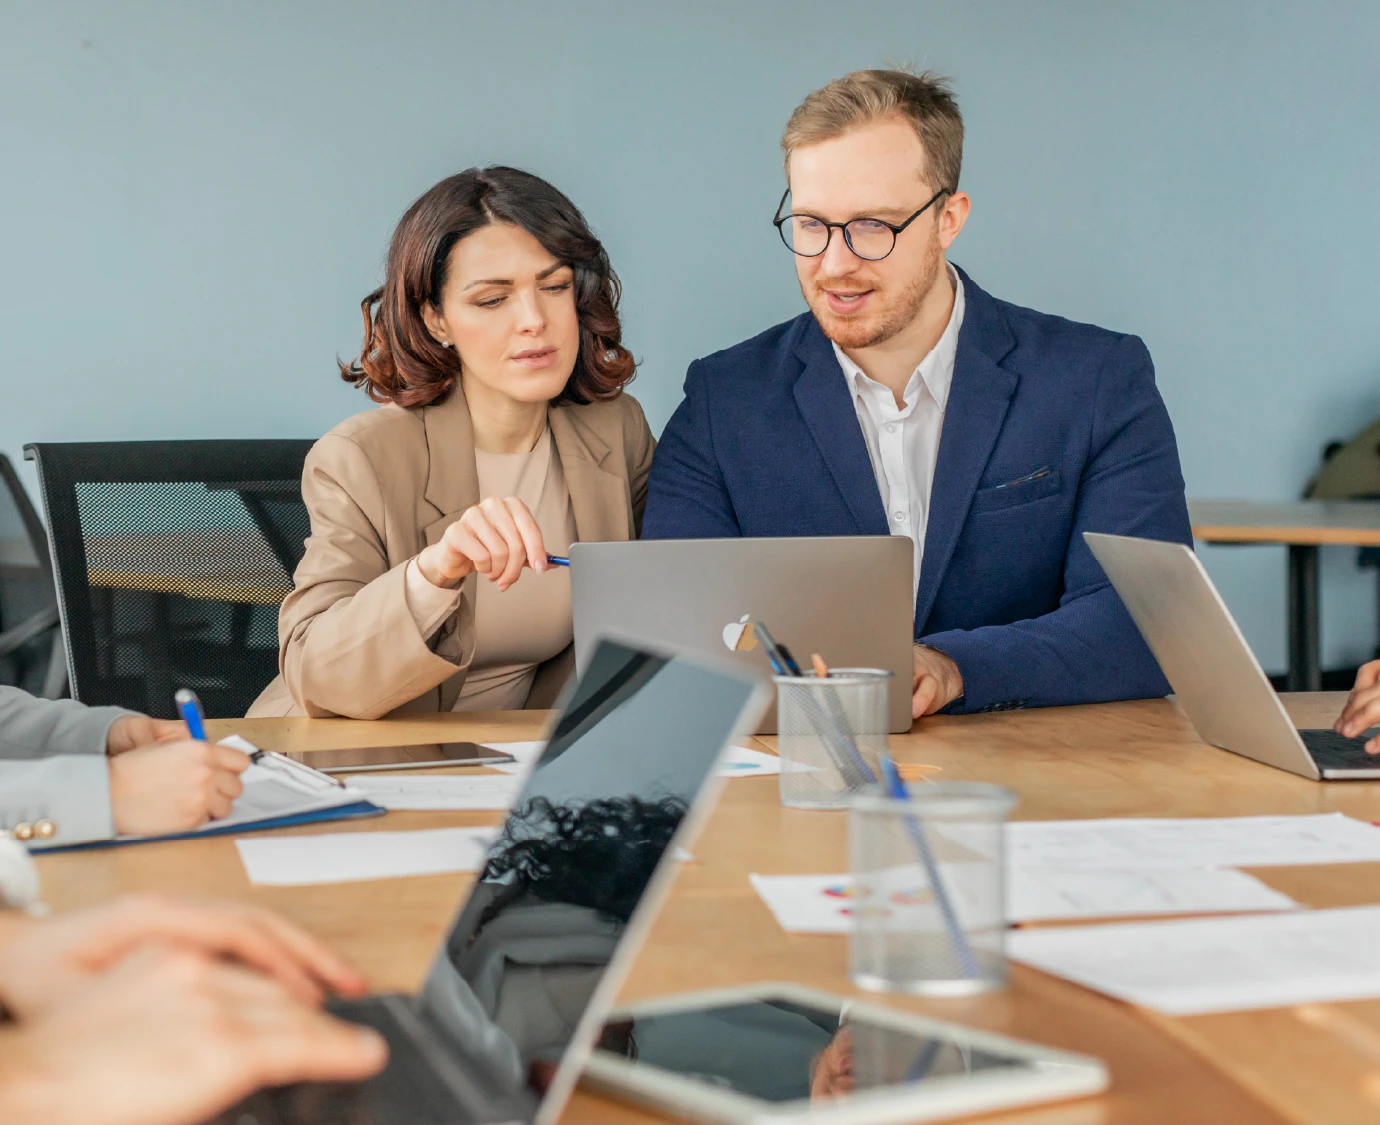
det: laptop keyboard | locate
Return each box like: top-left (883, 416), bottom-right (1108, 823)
top-left (1300, 728), bottom-right (1380, 773)
top-left (209, 998), bottom-right (479, 1125)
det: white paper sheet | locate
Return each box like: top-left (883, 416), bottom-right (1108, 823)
top-left (1005, 813), bottom-right (1380, 870)
top-left (1008, 905), bottom-right (1380, 1015)
top-left (235, 826), bottom-right (498, 886)
top-left (342, 774), bottom-right (524, 811)
top-left (482, 741), bottom-right (782, 778)
top-left (749, 866), bottom-right (1299, 934)
top-left (716, 746), bottom-right (782, 777)
top-left (1008, 867), bottom-right (1298, 922)
top-left (483, 742), bottom-right (548, 775)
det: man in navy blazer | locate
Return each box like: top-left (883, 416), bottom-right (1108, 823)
top-left (642, 69), bottom-right (1192, 718)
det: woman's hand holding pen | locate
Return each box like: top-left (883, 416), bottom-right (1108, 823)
top-left (108, 742), bottom-right (249, 836)
top-left (416, 496), bottom-right (550, 593)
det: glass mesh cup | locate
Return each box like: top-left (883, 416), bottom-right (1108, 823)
top-left (848, 782), bottom-right (1018, 996)
top-left (774, 669), bottom-right (892, 809)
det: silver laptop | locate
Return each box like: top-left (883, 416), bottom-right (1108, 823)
top-left (218, 637), bottom-right (770, 1125)
top-left (570, 537), bottom-right (914, 733)
top-left (1085, 531), bottom-right (1380, 780)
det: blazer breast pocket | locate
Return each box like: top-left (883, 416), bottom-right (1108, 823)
top-left (969, 469), bottom-right (1064, 515)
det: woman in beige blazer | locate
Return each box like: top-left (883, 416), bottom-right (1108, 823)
top-left (250, 167), bottom-right (654, 719)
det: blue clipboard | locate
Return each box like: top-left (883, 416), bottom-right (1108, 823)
top-left (30, 800), bottom-right (386, 854)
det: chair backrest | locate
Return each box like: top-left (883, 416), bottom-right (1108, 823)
top-left (24, 440), bottom-right (315, 718)
top-left (0, 454), bottom-right (63, 694)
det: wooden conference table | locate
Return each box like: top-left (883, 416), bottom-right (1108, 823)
top-left (32, 695), bottom-right (1380, 1125)
top-left (1190, 498), bottom-right (1380, 692)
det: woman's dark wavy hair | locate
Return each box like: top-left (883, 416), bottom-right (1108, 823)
top-left (342, 166), bottom-right (636, 408)
top-left (479, 795), bottom-right (687, 926)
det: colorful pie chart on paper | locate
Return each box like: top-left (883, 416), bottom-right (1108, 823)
top-left (822, 883), bottom-right (867, 900)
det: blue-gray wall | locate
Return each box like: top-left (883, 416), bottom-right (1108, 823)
top-left (3, 0), bottom-right (1378, 674)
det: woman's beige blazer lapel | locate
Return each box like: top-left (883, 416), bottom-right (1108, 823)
top-left (549, 406), bottom-right (633, 544)
top-left (420, 388), bottom-right (482, 546)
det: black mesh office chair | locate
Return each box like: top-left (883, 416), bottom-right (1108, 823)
top-left (24, 440), bottom-right (315, 718)
top-left (0, 454), bottom-right (66, 698)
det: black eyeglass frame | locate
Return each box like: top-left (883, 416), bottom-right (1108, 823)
top-left (772, 187), bottom-right (952, 260)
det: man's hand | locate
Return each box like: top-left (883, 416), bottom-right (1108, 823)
top-left (108, 741), bottom-right (249, 835)
top-left (105, 714), bottom-right (189, 755)
top-left (1336, 659), bottom-right (1380, 753)
top-left (0, 947), bottom-right (387, 1125)
top-left (912, 645), bottom-right (963, 719)
top-left (0, 893), bottom-right (369, 1018)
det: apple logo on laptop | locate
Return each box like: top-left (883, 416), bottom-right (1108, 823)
top-left (722, 615), bottom-right (758, 653)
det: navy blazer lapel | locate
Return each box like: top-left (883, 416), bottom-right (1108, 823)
top-left (791, 318), bottom-right (889, 536)
top-left (915, 271), bottom-right (1019, 632)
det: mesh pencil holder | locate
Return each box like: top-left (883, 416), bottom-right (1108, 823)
top-left (775, 669), bottom-right (892, 809)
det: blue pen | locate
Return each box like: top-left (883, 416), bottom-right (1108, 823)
top-left (545, 555), bottom-right (570, 567)
top-left (174, 688), bottom-right (207, 741)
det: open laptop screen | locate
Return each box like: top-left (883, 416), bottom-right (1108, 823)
top-left (414, 638), bottom-right (765, 1121)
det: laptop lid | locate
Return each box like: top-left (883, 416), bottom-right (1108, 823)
top-left (412, 636), bottom-right (771, 1124)
top-left (1083, 532), bottom-right (1320, 780)
top-left (569, 537), bottom-right (914, 733)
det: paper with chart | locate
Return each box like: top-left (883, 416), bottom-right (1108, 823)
top-left (1005, 814), bottom-right (1380, 870)
top-left (236, 826), bottom-right (498, 886)
top-left (343, 773), bottom-right (524, 811)
top-left (483, 741), bottom-right (782, 778)
top-left (749, 866), bottom-right (1298, 933)
top-left (1008, 905), bottom-right (1380, 1015)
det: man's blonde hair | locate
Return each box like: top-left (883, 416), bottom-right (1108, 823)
top-left (781, 69), bottom-right (964, 193)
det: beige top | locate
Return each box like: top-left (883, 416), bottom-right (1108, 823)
top-left (403, 426), bottom-right (576, 712)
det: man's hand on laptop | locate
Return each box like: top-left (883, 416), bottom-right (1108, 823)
top-left (912, 645), bottom-right (963, 719)
top-left (1336, 660), bottom-right (1380, 753)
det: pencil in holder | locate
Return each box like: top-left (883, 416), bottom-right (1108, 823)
top-left (774, 669), bottom-right (891, 809)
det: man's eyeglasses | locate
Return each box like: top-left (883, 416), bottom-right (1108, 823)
top-left (772, 187), bottom-right (951, 261)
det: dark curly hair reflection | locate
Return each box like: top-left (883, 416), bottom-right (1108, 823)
top-left (479, 796), bottom-right (688, 927)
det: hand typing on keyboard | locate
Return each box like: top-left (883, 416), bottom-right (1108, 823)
top-left (1335, 660), bottom-right (1380, 754)
top-left (0, 946), bottom-right (387, 1125)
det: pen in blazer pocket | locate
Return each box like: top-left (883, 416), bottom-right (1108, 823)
top-left (993, 465), bottom-right (1052, 489)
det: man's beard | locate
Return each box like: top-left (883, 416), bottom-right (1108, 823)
top-left (805, 231), bottom-right (942, 351)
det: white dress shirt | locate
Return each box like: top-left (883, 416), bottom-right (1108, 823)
top-left (833, 265), bottom-right (965, 605)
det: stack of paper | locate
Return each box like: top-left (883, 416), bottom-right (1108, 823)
top-left (749, 867), bottom-right (1298, 933)
top-left (1007, 906), bottom-right (1380, 1015)
top-left (483, 741), bottom-right (783, 778)
top-left (1005, 814), bottom-right (1380, 870)
top-left (343, 773), bottom-right (524, 811)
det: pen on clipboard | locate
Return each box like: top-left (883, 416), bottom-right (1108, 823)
top-left (174, 689), bottom-right (207, 740)
top-left (174, 688), bottom-right (342, 788)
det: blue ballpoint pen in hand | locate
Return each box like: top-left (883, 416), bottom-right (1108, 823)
top-left (174, 688), bottom-right (208, 741)
top-left (545, 556), bottom-right (570, 567)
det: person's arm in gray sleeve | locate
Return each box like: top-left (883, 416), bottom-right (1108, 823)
top-left (0, 686), bottom-right (132, 760)
top-left (0, 757), bottom-right (115, 845)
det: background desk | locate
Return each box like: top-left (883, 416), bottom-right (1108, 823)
top-left (34, 698), bottom-right (1380, 1125)
top-left (1190, 498), bottom-right (1380, 691)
